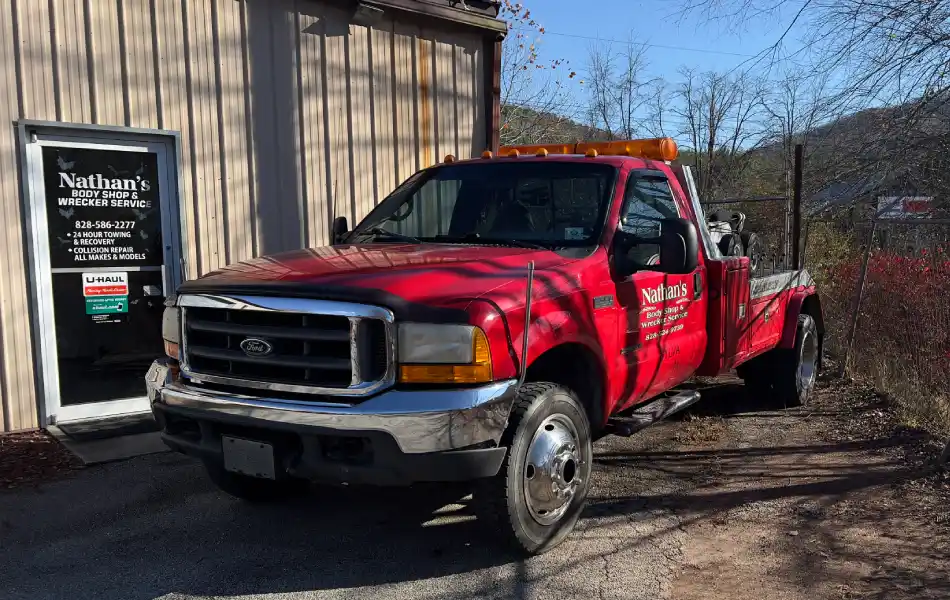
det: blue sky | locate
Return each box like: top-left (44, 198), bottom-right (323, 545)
top-left (509, 0), bottom-right (815, 128)
top-left (520, 0), bottom-right (808, 79)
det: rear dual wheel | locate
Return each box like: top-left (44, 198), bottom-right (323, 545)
top-left (739, 314), bottom-right (820, 407)
top-left (473, 382), bottom-right (593, 555)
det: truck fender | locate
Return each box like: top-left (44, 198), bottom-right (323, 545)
top-left (525, 320), bottom-right (607, 380)
top-left (523, 319), bottom-right (610, 429)
top-left (779, 292), bottom-right (824, 349)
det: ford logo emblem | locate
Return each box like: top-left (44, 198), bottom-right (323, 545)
top-left (240, 338), bottom-right (273, 357)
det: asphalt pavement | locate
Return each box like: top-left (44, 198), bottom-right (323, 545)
top-left (0, 420), bottom-right (697, 600)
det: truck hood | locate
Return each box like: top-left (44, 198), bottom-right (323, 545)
top-left (178, 243), bottom-right (579, 321)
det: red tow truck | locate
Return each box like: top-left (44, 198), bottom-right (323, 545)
top-left (146, 138), bottom-right (823, 554)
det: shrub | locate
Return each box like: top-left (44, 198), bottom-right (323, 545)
top-left (820, 247), bottom-right (950, 432)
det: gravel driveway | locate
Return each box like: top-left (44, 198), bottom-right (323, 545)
top-left (2, 378), bottom-right (947, 600)
top-left (0, 419), bottom-right (689, 600)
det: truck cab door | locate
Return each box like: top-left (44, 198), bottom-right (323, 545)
top-left (612, 170), bottom-right (707, 409)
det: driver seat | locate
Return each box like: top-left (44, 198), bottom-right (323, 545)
top-left (488, 199), bottom-right (534, 236)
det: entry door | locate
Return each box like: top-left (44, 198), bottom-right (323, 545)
top-left (614, 170), bottom-right (707, 409)
top-left (24, 131), bottom-right (181, 424)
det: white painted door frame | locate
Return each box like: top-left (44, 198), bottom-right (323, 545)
top-left (21, 124), bottom-right (183, 425)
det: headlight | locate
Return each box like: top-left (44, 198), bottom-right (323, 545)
top-left (397, 323), bottom-right (492, 384)
top-left (162, 303), bottom-right (181, 360)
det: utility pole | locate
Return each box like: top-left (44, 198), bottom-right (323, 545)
top-left (792, 144), bottom-right (803, 270)
top-left (783, 142), bottom-right (792, 267)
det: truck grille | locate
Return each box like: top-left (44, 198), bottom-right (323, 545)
top-left (178, 296), bottom-right (394, 397)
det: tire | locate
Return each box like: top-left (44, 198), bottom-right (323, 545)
top-left (205, 461), bottom-right (310, 502)
top-left (718, 232), bottom-right (741, 257)
top-left (472, 382), bottom-right (593, 555)
top-left (736, 356), bottom-right (773, 399)
top-left (740, 231), bottom-right (764, 274)
top-left (740, 315), bottom-right (819, 408)
top-left (773, 314), bottom-right (820, 407)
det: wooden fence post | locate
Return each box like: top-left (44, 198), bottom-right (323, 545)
top-left (840, 220), bottom-right (877, 377)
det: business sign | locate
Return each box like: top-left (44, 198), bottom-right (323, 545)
top-left (82, 272), bottom-right (129, 315)
top-left (82, 272), bottom-right (128, 296)
top-left (37, 141), bottom-right (170, 410)
top-left (42, 147), bottom-right (163, 269)
top-left (876, 196), bottom-right (934, 219)
top-left (85, 296), bottom-right (129, 315)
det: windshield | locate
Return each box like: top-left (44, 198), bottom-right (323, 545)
top-left (349, 161), bottom-right (618, 247)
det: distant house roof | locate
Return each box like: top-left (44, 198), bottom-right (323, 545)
top-left (807, 174), bottom-right (889, 216)
top-left (806, 163), bottom-right (929, 216)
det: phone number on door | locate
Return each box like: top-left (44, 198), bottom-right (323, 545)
top-left (74, 221), bottom-right (137, 230)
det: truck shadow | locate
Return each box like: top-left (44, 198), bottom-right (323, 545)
top-left (172, 480), bottom-right (522, 593)
top-left (665, 377), bottom-right (853, 419)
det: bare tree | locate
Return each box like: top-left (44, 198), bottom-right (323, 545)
top-left (678, 0), bottom-right (950, 183)
top-left (584, 38), bottom-right (656, 139)
top-left (679, 0), bottom-right (950, 454)
top-left (499, 1), bottom-right (581, 146)
top-left (670, 68), bottom-right (766, 200)
top-left (644, 79), bottom-right (673, 138)
top-left (762, 70), bottom-right (835, 159)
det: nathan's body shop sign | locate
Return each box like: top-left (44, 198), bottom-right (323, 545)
top-left (41, 145), bottom-right (168, 406)
top-left (43, 147), bottom-right (163, 269)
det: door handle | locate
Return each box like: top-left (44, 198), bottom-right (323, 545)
top-left (693, 271), bottom-right (702, 300)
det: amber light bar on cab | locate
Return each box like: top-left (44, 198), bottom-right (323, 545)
top-left (496, 137), bottom-right (679, 161)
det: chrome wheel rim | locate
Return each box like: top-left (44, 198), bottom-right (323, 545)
top-left (797, 328), bottom-right (818, 394)
top-left (523, 414), bottom-right (583, 526)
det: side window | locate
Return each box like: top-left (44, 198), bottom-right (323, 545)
top-left (621, 174), bottom-right (682, 265)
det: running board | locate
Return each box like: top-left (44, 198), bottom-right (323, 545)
top-left (604, 390), bottom-right (702, 437)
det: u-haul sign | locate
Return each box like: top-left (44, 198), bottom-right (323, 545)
top-left (82, 272), bottom-right (128, 297)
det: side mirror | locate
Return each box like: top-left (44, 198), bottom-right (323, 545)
top-left (615, 217), bottom-right (699, 276)
top-left (332, 216), bottom-right (349, 244)
top-left (657, 217), bottom-right (700, 274)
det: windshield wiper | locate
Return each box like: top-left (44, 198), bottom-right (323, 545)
top-left (433, 233), bottom-right (547, 250)
top-left (481, 238), bottom-right (548, 250)
top-left (359, 227), bottom-right (423, 244)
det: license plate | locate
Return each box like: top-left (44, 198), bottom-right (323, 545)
top-left (222, 436), bottom-right (276, 480)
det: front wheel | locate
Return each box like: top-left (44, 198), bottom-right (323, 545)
top-left (472, 382), bottom-right (592, 555)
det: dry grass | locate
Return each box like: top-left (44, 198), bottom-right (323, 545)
top-left (809, 234), bottom-right (950, 436)
top-left (674, 415), bottom-right (731, 446)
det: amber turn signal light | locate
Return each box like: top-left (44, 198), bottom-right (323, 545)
top-left (398, 328), bottom-right (492, 384)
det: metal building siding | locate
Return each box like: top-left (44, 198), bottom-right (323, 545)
top-left (0, 0), bottom-right (36, 432)
top-left (0, 0), bottom-right (489, 431)
top-left (51, 0), bottom-right (93, 124)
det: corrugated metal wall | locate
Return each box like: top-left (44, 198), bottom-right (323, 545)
top-left (0, 0), bottom-right (489, 431)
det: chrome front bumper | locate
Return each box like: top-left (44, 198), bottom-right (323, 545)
top-left (145, 359), bottom-right (518, 454)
